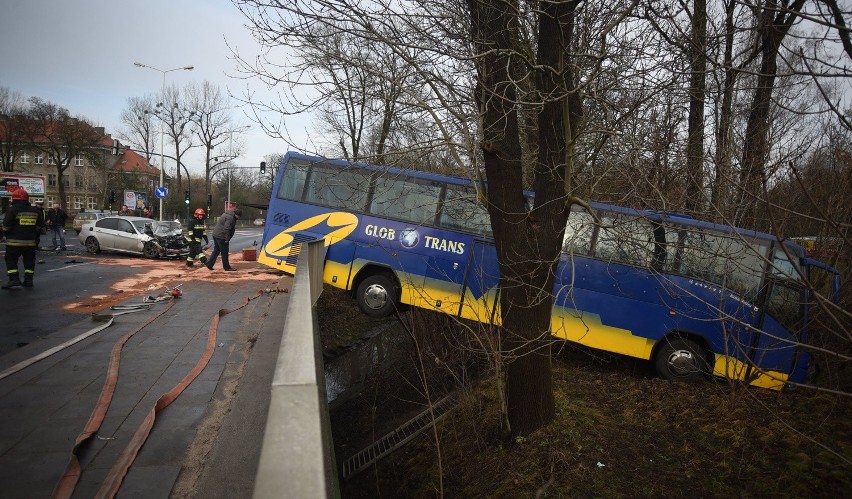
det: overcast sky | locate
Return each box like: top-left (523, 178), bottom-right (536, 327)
top-left (0, 0), bottom-right (310, 177)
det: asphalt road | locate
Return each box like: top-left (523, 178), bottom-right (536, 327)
top-left (0, 226), bottom-right (265, 357)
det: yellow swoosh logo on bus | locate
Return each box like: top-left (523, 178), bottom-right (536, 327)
top-left (264, 212), bottom-right (359, 258)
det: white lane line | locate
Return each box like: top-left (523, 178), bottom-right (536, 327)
top-left (46, 262), bottom-right (95, 272)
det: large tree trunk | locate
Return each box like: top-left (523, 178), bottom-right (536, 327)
top-left (711, 0), bottom-right (737, 220)
top-left (684, 0), bottom-right (707, 214)
top-left (737, 0), bottom-right (805, 229)
top-left (468, 0), bottom-right (580, 437)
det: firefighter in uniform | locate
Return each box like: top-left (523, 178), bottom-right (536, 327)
top-left (2, 187), bottom-right (45, 289)
top-left (186, 208), bottom-right (209, 267)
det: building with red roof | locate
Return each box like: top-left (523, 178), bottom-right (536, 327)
top-left (1, 119), bottom-right (163, 215)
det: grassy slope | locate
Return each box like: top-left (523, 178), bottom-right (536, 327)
top-left (320, 288), bottom-right (851, 498)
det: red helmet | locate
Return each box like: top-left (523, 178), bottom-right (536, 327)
top-left (194, 208), bottom-right (205, 217)
top-left (11, 187), bottom-right (29, 201)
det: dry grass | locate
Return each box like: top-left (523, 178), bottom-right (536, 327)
top-left (319, 289), bottom-right (852, 498)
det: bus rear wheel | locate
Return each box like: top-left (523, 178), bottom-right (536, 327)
top-left (356, 274), bottom-right (398, 318)
top-left (654, 337), bottom-right (708, 382)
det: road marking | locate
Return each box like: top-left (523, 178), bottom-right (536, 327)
top-left (46, 262), bottom-right (95, 272)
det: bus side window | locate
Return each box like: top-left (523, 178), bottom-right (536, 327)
top-left (594, 214), bottom-right (653, 266)
top-left (770, 245), bottom-right (801, 282)
top-left (306, 165), bottom-right (371, 210)
top-left (277, 161), bottom-right (309, 201)
top-left (370, 174), bottom-right (441, 226)
top-left (440, 185), bottom-right (492, 236)
top-left (678, 229), bottom-right (766, 299)
top-left (562, 210), bottom-right (594, 256)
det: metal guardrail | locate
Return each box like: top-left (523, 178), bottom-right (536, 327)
top-left (253, 239), bottom-right (339, 498)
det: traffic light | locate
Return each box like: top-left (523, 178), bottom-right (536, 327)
top-left (109, 190), bottom-right (115, 204)
top-left (207, 194), bottom-right (212, 208)
top-left (184, 190), bottom-right (190, 205)
top-left (260, 161), bottom-right (266, 174)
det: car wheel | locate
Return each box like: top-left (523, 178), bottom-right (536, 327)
top-left (143, 242), bottom-right (160, 259)
top-left (654, 337), bottom-right (709, 382)
top-left (355, 274), bottom-right (399, 318)
top-left (85, 237), bottom-right (101, 254)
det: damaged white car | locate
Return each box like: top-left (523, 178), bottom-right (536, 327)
top-left (78, 216), bottom-right (190, 259)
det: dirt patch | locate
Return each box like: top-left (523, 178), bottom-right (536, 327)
top-left (61, 254), bottom-right (282, 313)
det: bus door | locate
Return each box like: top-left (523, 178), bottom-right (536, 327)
top-left (422, 251), bottom-right (467, 315)
top-left (744, 247), bottom-right (833, 386)
top-left (458, 240), bottom-right (500, 324)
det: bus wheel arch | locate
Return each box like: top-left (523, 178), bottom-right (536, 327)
top-left (652, 333), bottom-right (712, 382)
top-left (353, 267), bottom-right (401, 318)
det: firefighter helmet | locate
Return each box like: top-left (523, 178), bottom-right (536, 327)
top-left (194, 208), bottom-right (205, 217)
top-left (11, 187), bottom-right (28, 201)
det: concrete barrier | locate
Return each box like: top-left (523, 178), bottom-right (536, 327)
top-left (253, 239), bottom-right (339, 498)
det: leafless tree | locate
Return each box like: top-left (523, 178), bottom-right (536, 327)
top-left (118, 94), bottom-right (158, 161)
top-left (20, 98), bottom-right (107, 211)
top-left (0, 87), bottom-right (29, 175)
top-left (187, 80), bottom-right (234, 200)
top-left (158, 85), bottom-right (198, 208)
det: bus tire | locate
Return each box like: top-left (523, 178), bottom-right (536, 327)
top-left (654, 337), bottom-right (708, 382)
top-left (356, 274), bottom-right (398, 318)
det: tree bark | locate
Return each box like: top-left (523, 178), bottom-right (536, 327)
top-left (737, 0), bottom-right (805, 229)
top-left (468, 0), bottom-right (580, 437)
top-left (685, 0), bottom-right (707, 214)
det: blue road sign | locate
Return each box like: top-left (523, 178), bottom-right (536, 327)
top-left (155, 187), bottom-right (168, 199)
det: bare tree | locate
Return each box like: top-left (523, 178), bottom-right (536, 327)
top-left (736, 0), bottom-right (806, 228)
top-left (158, 84), bottom-right (197, 213)
top-left (0, 87), bottom-right (29, 174)
top-left (21, 98), bottom-right (107, 210)
top-left (187, 81), bottom-right (234, 200)
top-left (119, 94), bottom-right (158, 161)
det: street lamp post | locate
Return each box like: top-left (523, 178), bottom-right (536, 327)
top-left (133, 61), bottom-right (194, 221)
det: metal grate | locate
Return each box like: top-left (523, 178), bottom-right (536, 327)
top-left (285, 234), bottom-right (316, 267)
top-left (341, 394), bottom-right (458, 480)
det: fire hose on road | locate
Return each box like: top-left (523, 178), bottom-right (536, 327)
top-left (46, 287), bottom-right (266, 499)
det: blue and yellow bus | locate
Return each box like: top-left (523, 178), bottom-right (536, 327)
top-left (258, 152), bottom-right (842, 389)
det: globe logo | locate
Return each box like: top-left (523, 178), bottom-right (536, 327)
top-left (399, 228), bottom-right (420, 248)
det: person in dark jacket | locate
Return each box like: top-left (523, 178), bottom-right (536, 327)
top-left (186, 208), bottom-right (209, 267)
top-left (206, 208), bottom-right (241, 271)
top-left (2, 187), bottom-right (45, 288)
top-left (47, 203), bottom-right (68, 251)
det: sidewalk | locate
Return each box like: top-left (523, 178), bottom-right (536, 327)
top-left (0, 269), bottom-right (291, 498)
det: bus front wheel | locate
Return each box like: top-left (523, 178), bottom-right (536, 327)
top-left (356, 274), bottom-right (398, 318)
top-left (654, 337), bottom-right (708, 382)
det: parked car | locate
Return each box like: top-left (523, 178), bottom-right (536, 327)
top-left (78, 216), bottom-right (189, 259)
top-left (253, 218), bottom-right (265, 226)
top-left (73, 211), bottom-right (111, 234)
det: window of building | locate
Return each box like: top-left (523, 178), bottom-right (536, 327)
top-left (35, 154), bottom-right (44, 164)
top-left (20, 152), bottom-right (29, 164)
top-left (87, 197), bottom-right (97, 210)
top-left (74, 197), bottom-right (83, 210)
top-left (74, 175), bottom-right (84, 188)
top-left (48, 174), bottom-right (57, 187)
top-left (47, 196), bottom-right (55, 206)
top-left (48, 156), bottom-right (56, 165)
top-left (75, 154), bottom-right (84, 167)
top-left (62, 175), bottom-right (70, 187)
